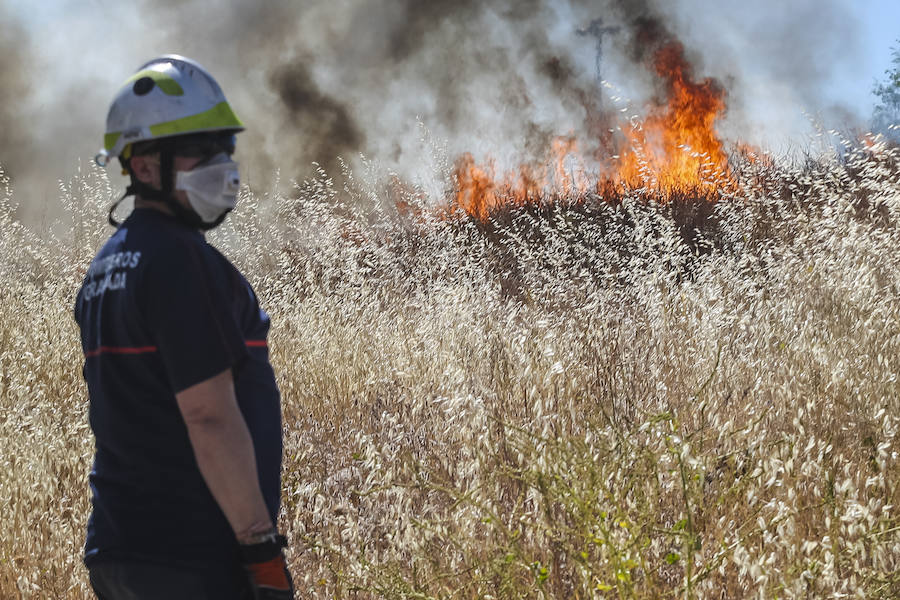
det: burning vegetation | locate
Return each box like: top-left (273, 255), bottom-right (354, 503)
top-left (616, 39), bottom-right (730, 191)
top-left (452, 22), bottom-right (737, 222)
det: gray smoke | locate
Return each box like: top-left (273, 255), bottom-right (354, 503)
top-left (267, 60), bottom-right (365, 177)
top-left (1, 0), bottom-right (868, 223)
top-left (0, 2), bottom-right (33, 192)
top-left (639, 0), bottom-right (865, 146)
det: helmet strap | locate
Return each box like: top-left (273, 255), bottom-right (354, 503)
top-left (107, 190), bottom-right (130, 228)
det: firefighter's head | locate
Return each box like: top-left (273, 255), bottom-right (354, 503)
top-left (97, 55), bottom-right (243, 230)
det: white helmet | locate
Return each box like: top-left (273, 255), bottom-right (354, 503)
top-left (96, 55), bottom-right (243, 166)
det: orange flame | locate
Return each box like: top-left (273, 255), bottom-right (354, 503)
top-left (616, 40), bottom-right (731, 191)
top-left (451, 38), bottom-right (738, 221)
top-left (452, 136), bottom-right (590, 221)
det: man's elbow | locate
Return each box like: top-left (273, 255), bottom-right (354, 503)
top-left (181, 406), bottom-right (230, 431)
top-left (175, 369), bottom-right (239, 431)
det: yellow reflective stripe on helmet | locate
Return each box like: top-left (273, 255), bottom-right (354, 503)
top-left (104, 132), bottom-right (122, 152)
top-left (149, 101), bottom-right (244, 137)
top-left (124, 69), bottom-right (185, 96)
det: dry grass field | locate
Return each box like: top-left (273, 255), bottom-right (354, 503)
top-left (1, 140), bottom-right (899, 598)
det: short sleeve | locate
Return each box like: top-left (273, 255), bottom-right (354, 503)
top-left (140, 239), bottom-right (247, 392)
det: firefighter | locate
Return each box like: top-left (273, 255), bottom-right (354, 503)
top-left (75, 55), bottom-right (293, 599)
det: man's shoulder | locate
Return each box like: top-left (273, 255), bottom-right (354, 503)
top-left (124, 209), bottom-right (200, 241)
top-left (119, 210), bottom-right (209, 261)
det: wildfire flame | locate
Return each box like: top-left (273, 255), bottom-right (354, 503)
top-left (453, 136), bottom-right (588, 222)
top-left (616, 40), bottom-right (731, 191)
top-left (451, 36), bottom-right (737, 221)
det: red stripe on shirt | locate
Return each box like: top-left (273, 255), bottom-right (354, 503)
top-left (85, 340), bottom-right (265, 357)
top-left (85, 345), bottom-right (158, 358)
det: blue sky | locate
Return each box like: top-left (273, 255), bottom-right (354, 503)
top-left (837, 0), bottom-right (900, 113)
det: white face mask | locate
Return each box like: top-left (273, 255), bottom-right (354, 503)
top-left (174, 153), bottom-right (241, 224)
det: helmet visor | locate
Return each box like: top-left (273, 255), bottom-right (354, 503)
top-left (132, 132), bottom-right (237, 159)
top-left (173, 133), bottom-right (237, 158)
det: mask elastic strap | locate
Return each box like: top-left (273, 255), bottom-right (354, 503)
top-left (158, 140), bottom-right (210, 229)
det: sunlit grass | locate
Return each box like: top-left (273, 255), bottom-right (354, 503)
top-left (1, 138), bottom-right (899, 598)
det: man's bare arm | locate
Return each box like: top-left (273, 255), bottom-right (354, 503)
top-left (176, 368), bottom-right (273, 544)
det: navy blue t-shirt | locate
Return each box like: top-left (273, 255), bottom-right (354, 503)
top-left (74, 208), bottom-right (282, 566)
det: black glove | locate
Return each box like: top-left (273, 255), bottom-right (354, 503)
top-left (240, 531), bottom-right (295, 600)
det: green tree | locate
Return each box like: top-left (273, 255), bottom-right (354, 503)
top-left (872, 40), bottom-right (900, 140)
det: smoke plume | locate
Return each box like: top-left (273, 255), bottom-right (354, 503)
top-left (0, 2), bottom-right (33, 191)
top-left (1, 0), bottom-right (868, 222)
